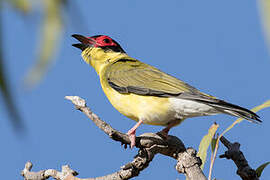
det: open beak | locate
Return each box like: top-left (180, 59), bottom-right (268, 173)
top-left (72, 34), bottom-right (95, 51)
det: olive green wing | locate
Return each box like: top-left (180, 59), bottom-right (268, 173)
top-left (105, 58), bottom-right (202, 97)
top-left (105, 58), bottom-right (261, 123)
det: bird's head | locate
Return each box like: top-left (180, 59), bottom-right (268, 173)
top-left (72, 34), bottom-right (127, 73)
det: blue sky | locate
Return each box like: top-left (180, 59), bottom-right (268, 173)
top-left (1, 0), bottom-right (270, 179)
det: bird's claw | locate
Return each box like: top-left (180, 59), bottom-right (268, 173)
top-left (127, 130), bottom-right (136, 148)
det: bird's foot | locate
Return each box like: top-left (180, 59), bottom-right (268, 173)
top-left (157, 128), bottom-right (170, 139)
top-left (126, 120), bottom-right (143, 148)
top-left (127, 128), bottom-right (136, 148)
top-left (157, 124), bottom-right (174, 139)
top-left (157, 120), bottom-right (180, 139)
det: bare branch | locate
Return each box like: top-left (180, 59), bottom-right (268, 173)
top-left (21, 161), bottom-right (78, 180)
top-left (176, 148), bottom-right (206, 180)
top-left (21, 96), bottom-right (207, 180)
top-left (65, 96), bottom-right (131, 145)
top-left (219, 136), bottom-right (259, 180)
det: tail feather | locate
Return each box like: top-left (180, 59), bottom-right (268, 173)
top-left (199, 99), bottom-right (261, 123)
top-left (178, 92), bottom-right (261, 123)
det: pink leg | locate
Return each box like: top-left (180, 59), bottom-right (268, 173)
top-left (127, 119), bottom-right (143, 148)
top-left (159, 120), bottom-right (179, 138)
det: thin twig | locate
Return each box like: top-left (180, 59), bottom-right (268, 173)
top-left (219, 136), bottom-right (259, 180)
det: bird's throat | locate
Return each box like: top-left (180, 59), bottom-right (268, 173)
top-left (82, 47), bottom-right (129, 75)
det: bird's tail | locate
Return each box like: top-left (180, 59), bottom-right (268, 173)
top-left (178, 93), bottom-right (261, 123)
top-left (201, 100), bottom-right (261, 123)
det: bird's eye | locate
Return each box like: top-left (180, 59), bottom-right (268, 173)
top-left (103, 38), bottom-right (110, 43)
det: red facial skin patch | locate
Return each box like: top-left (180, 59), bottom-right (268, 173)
top-left (88, 36), bottom-right (118, 47)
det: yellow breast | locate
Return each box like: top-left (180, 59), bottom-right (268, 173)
top-left (85, 49), bottom-right (175, 126)
top-left (100, 78), bottom-right (172, 126)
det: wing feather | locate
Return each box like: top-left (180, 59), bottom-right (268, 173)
top-left (106, 59), bottom-right (200, 96)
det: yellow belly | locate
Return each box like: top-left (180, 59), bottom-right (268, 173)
top-left (100, 80), bottom-right (173, 126)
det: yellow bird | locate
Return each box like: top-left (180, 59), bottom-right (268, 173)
top-left (72, 34), bottom-right (261, 148)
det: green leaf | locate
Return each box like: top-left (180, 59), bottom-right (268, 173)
top-left (0, 15), bottom-right (23, 131)
top-left (7, 0), bottom-right (31, 13)
top-left (24, 0), bottom-right (62, 88)
top-left (211, 135), bottom-right (218, 153)
top-left (258, 0), bottom-right (270, 49)
top-left (256, 162), bottom-right (270, 177)
top-left (197, 123), bottom-right (219, 170)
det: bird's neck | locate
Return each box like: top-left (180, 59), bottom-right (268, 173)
top-left (82, 48), bottom-right (129, 75)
